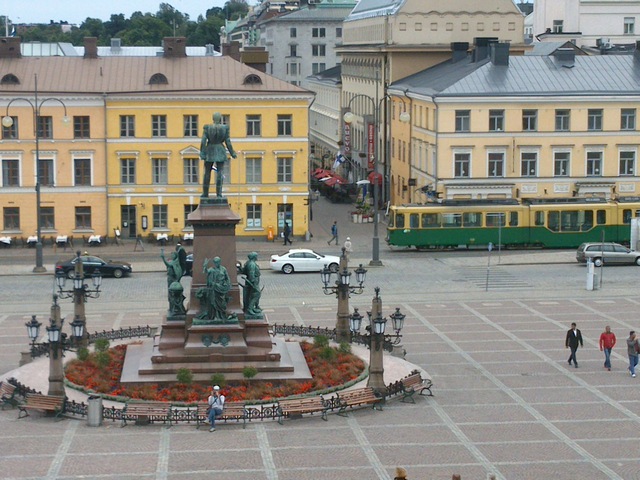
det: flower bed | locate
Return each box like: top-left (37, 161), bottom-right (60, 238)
top-left (65, 341), bottom-right (366, 403)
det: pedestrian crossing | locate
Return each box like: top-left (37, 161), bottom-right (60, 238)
top-left (455, 265), bottom-right (530, 290)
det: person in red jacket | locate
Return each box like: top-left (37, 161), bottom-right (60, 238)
top-left (599, 325), bottom-right (617, 371)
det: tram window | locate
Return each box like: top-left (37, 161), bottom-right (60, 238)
top-left (548, 211), bottom-right (560, 231)
top-left (442, 213), bottom-right (462, 227)
top-left (561, 211), bottom-right (579, 231)
top-left (486, 212), bottom-right (505, 227)
top-left (581, 211), bottom-right (593, 231)
top-left (396, 213), bottom-right (405, 229)
top-left (389, 213), bottom-right (395, 228)
top-left (597, 209), bottom-right (606, 225)
top-left (623, 209), bottom-right (631, 224)
top-left (463, 212), bottom-right (482, 227)
top-left (509, 211), bottom-right (518, 227)
top-left (421, 213), bottom-right (440, 228)
top-left (409, 213), bottom-right (420, 228)
top-left (534, 211), bottom-right (545, 226)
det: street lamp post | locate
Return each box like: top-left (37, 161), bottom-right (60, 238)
top-left (343, 92), bottom-right (410, 267)
top-left (320, 247), bottom-right (367, 343)
top-left (2, 74), bottom-right (69, 273)
top-left (55, 251), bottom-right (102, 348)
top-left (25, 296), bottom-right (84, 397)
top-left (349, 287), bottom-right (405, 392)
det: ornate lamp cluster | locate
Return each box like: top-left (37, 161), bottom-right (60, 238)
top-left (320, 261), bottom-right (367, 296)
top-left (55, 251), bottom-right (102, 301)
top-left (349, 287), bottom-right (405, 352)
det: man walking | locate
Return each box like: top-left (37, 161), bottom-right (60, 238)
top-left (565, 322), bottom-right (583, 368)
top-left (283, 221), bottom-right (292, 246)
top-left (328, 221), bottom-right (338, 245)
top-left (627, 331), bottom-right (639, 378)
top-left (599, 325), bottom-right (616, 371)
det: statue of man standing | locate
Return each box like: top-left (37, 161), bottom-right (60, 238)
top-left (200, 112), bottom-right (237, 198)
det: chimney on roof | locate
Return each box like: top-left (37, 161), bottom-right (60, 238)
top-left (450, 42), bottom-right (469, 63)
top-left (473, 37), bottom-right (499, 62)
top-left (205, 44), bottom-right (216, 56)
top-left (0, 37), bottom-right (21, 58)
top-left (554, 47), bottom-right (575, 67)
top-left (83, 37), bottom-right (98, 59)
top-left (240, 46), bottom-right (268, 73)
top-left (110, 38), bottom-right (121, 52)
top-left (163, 37), bottom-right (187, 58)
top-left (490, 42), bottom-right (510, 66)
top-left (222, 41), bottom-right (241, 62)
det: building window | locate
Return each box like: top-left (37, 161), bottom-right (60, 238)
top-left (455, 110), bottom-right (470, 132)
top-left (620, 150), bottom-right (636, 176)
top-left (488, 110), bottom-right (504, 132)
top-left (288, 63), bottom-right (298, 75)
top-left (625, 17), bottom-right (635, 34)
top-left (488, 152), bottom-right (504, 177)
top-left (152, 158), bottom-right (168, 184)
top-left (183, 115), bottom-right (198, 137)
top-left (621, 108), bottom-right (636, 130)
top-left (553, 20), bottom-right (563, 33)
top-left (120, 158), bottom-right (135, 184)
top-left (312, 63), bottom-right (326, 74)
top-left (184, 204), bottom-right (197, 225)
top-left (183, 158), bottom-right (199, 184)
top-left (336, 27), bottom-right (342, 37)
top-left (153, 205), bottom-right (168, 229)
top-left (75, 206), bottom-right (92, 229)
top-left (521, 151), bottom-right (537, 177)
top-left (289, 44), bottom-right (297, 57)
top-left (2, 116), bottom-right (18, 139)
top-left (73, 116), bottom-right (90, 139)
top-left (221, 114), bottom-right (230, 126)
top-left (246, 115), bottom-right (261, 136)
top-left (588, 109), bottom-right (603, 131)
top-left (277, 157), bottom-right (293, 183)
top-left (246, 204), bottom-right (262, 228)
top-left (74, 158), bottom-right (91, 186)
top-left (37, 159), bottom-right (54, 186)
top-left (586, 151), bottom-right (603, 176)
top-left (555, 109), bottom-right (570, 131)
top-left (277, 115), bottom-right (292, 136)
top-left (290, 27), bottom-right (296, 38)
top-left (246, 158), bottom-right (262, 184)
top-left (454, 152), bottom-right (470, 178)
top-left (3, 207), bottom-right (19, 230)
top-left (312, 44), bottom-right (326, 56)
top-left (522, 110), bottom-right (537, 131)
top-left (37, 116), bottom-right (53, 139)
top-left (312, 27), bottom-right (326, 38)
top-left (40, 207), bottom-right (55, 229)
top-left (554, 151), bottom-right (570, 176)
top-left (120, 115), bottom-right (135, 137)
top-left (152, 115), bottom-right (167, 137)
top-left (2, 159), bottom-right (19, 186)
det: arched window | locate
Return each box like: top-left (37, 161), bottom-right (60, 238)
top-left (243, 74), bottom-right (262, 85)
top-left (0, 74), bottom-right (19, 85)
top-left (149, 73), bottom-right (168, 85)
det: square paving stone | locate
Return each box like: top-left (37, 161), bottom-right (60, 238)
top-left (375, 443), bottom-right (479, 466)
top-left (445, 404), bottom-right (536, 423)
top-left (533, 402), bottom-right (629, 422)
top-left (272, 446), bottom-right (371, 469)
top-left (497, 461), bottom-right (615, 480)
top-left (552, 419), bottom-right (640, 440)
top-left (477, 440), bottom-right (583, 463)
top-left (58, 453), bottom-right (158, 476)
top-left (169, 450), bottom-right (264, 472)
top-left (460, 421), bottom-right (558, 442)
top-left (267, 425), bottom-right (357, 447)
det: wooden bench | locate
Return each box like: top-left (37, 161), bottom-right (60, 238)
top-left (194, 401), bottom-right (247, 429)
top-left (121, 402), bottom-right (172, 427)
top-left (335, 387), bottom-right (384, 416)
top-left (17, 394), bottom-right (65, 420)
top-left (400, 372), bottom-right (433, 403)
top-left (277, 396), bottom-right (328, 424)
top-left (0, 382), bottom-right (18, 409)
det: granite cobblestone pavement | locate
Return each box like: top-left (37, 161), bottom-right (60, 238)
top-left (2, 196), bottom-right (639, 479)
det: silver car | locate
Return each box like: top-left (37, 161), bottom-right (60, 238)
top-left (576, 242), bottom-right (640, 267)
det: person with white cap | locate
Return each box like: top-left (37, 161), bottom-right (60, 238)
top-left (343, 236), bottom-right (352, 259)
top-left (207, 385), bottom-right (225, 431)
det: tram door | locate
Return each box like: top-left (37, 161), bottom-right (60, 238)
top-left (120, 205), bottom-right (137, 238)
top-left (277, 204), bottom-right (293, 238)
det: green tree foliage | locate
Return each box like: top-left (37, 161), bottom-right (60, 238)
top-left (176, 368), bottom-right (194, 385)
top-left (223, 0), bottom-right (249, 21)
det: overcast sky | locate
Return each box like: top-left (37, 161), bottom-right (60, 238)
top-left (4, 0), bottom-right (230, 25)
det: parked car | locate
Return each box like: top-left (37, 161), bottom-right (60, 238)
top-left (55, 255), bottom-right (133, 278)
top-left (270, 249), bottom-right (340, 274)
top-left (576, 242), bottom-right (640, 267)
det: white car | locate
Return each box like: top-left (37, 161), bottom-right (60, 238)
top-left (270, 249), bottom-right (340, 274)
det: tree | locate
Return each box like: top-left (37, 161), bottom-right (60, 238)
top-left (121, 14), bottom-right (172, 46)
top-left (223, 0), bottom-right (249, 21)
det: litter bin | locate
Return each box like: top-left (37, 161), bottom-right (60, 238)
top-left (267, 225), bottom-right (275, 242)
top-left (87, 395), bottom-right (103, 427)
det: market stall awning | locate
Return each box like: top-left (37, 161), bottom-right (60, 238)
top-left (313, 168), bottom-right (333, 179)
top-left (368, 171), bottom-right (383, 185)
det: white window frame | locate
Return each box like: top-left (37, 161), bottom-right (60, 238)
top-left (452, 148), bottom-right (471, 178)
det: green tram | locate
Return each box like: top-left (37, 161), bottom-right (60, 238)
top-left (386, 198), bottom-right (640, 250)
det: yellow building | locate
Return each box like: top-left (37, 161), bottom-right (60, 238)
top-left (0, 38), bottom-right (313, 244)
top-left (388, 45), bottom-right (640, 204)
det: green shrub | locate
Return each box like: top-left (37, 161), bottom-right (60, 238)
top-left (313, 335), bottom-right (330, 348)
top-left (210, 373), bottom-right (226, 387)
top-left (176, 368), bottom-right (193, 385)
top-left (94, 338), bottom-right (110, 353)
top-left (95, 351), bottom-right (110, 369)
top-left (76, 347), bottom-right (90, 362)
top-left (338, 341), bottom-right (351, 354)
top-left (319, 346), bottom-right (336, 361)
top-left (242, 366), bottom-right (258, 383)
